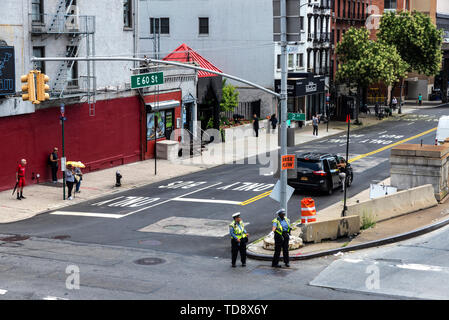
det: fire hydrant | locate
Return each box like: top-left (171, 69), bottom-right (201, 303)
top-left (115, 171), bottom-right (122, 187)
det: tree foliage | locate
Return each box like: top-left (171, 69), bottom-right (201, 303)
top-left (378, 10), bottom-right (443, 76)
top-left (220, 79), bottom-right (239, 113)
top-left (336, 27), bottom-right (408, 88)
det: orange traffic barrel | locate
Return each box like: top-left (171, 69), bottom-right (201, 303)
top-left (301, 197), bottom-right (316, 223)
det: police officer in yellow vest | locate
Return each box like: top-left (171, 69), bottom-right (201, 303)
top-left (271, 208), bottom-right (291, 268)
top-left (229, 212), bottom-right (249, 267)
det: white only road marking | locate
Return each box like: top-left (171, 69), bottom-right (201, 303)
top-left (0, 289), bottom-right (7, 295)
top-left (49, 211), bottom-right (123, 219)
top-left (171, 198), bottom-right (242, 205)
top-left (120, 182), bottom-right (224, 218)
top-left (42, 296), bottom-right (68, 300)
top-left (396, 263), bottom-right (447, 273)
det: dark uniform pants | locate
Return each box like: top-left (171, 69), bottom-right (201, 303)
top-left (272, 232), bottom-right (290, 266)
top-left (231, 237), bottom-right (247, 265)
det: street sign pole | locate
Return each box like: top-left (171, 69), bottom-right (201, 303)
top-left (60, 103), bottom-right (66, 200)
top-left (342, 104), bottom-right (351, 217)
top-left (280, 0), bottom-right (288, 216)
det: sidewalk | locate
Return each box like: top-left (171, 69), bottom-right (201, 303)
top-left (0, 105), bottom-right (418, 224)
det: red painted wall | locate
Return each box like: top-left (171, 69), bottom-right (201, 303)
top-left (0, 95), bottom-right (141, 192)
top-left (143, 91), bottom-right (182, 159)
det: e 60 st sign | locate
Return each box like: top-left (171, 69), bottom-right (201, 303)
top-left (131, 72), bottom-right (164, 89)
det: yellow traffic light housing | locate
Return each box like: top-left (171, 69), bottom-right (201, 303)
top-left (36, 72), bottom-right (50, 102)
top-left (20, 71), bottom-right (39, 104)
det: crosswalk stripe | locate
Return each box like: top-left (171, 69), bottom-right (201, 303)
top-left (49, 211), bottom-right (122, 219)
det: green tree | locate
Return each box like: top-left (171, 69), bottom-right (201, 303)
top-left (220, 79), bottom-right (239, 113)
top-left (336, 27), bottom-right (408, 123)
top-left (378, 10), bottom-right (443, 104)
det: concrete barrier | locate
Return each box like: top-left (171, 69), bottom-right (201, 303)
top-left (347, 184), bottom-right (438, 225)
top-left (300, 215), bottom-right (360, 244)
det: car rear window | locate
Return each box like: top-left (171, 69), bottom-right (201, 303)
top-left (297, 159), bottom-right (322, 171)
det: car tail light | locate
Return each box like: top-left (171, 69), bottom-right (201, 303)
top-left (313, 170), bottom-right (327, 176)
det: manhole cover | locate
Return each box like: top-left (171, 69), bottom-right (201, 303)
top-left (0, 235), bottom-right (30, 242)
top-left (134, 257), bottom-right (165, 265)
top-left (204, 221), bottom-right (229, 227)
top-left (163, 225), bottom-right (187, 231)
top-left (52, 235), bottom-right (71, 240)
top-left (138, 240), bottom-right (162, 246)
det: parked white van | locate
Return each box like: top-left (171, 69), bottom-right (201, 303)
top-left (436, 116), bottom-right (449, 145)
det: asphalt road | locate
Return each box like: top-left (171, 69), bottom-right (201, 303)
top-left (0, 107), bottom-right (443, 260)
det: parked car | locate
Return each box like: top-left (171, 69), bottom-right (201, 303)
top-left (436, 115), bottom-right (449, 145)
top-left (288, 152), bottom-right (354, 195)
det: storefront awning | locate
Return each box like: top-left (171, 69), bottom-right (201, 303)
top-left (145, 100), bottom-right (180, 112)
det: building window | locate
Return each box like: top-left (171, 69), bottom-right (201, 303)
top-left (32, 0), bottom-right (43, 23)
top-left (277, 55), bottom-right (281, 70)
top-left (384, 0), bottom-right (397, 10)
top-left (150, 18), bottom-right (170, 35)
top-left (300, 17), bottom-right (304, 31)
top-left (32, 47), bottom-right (45, 74)
top-left (199, 17), bottom-right (209, 35)
top-left (288, 54), bottom-right (294, 70)
top-left (123, 0), bottom-right (132, 28)
top-left (66, 46), bottom-right (78, 87)
top-left (296, 53), bottom-right (304, 69)
top-left (337, 29), bottom-right (340, 42)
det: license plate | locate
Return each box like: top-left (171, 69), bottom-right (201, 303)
top-left (301, 177), bottom-right (308, 181)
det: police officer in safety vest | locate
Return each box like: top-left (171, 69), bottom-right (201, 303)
top-left (229, 212), bottom-right (249, 267)
top-left (271, 209), bottom-right (291, 268)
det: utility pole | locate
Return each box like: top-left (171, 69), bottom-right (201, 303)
top-left (279, 0), bottom-right (288, 215)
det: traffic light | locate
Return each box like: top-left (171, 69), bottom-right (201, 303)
top-left (36, 72), bottom-right (50, 102)
top-left (21, 71), bottom-right (38, 103)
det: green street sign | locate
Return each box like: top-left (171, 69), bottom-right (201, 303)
top-left (131, 72), bottom-right (164, 89)
top-left (287, 113), bottom-right (305, 121)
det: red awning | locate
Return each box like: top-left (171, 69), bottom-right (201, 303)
top-left (163, 43), bottom-right (223, 78)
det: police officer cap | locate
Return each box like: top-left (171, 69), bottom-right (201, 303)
top-left (276, 209), bottom-right (286, 215)
top-left (232, 212), bottom-right (241, 219)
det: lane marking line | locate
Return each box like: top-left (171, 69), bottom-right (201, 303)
top-left (49, 211), bottom-right (122, 219)
top-left (171, 198), bottom-right (242, 205)
top-left (348, 127), bottom-right (437, 163)
top-left (0, 289), bottom-right (7, 295)
top-left (240, 191), bottom-right (272, 206)
top-left (42, 296), bottom-right (68, 300)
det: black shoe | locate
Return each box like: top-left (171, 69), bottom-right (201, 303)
top-left (272, 265), bottom-right (282, 268)
top-left (232, 264), bottom-right (236, 268)
top-left (20, 195), bottom-right (26, 199)
top-left (285, 263), bottom-right (290, 268)
top-left (17, 196), bottom-right (21, 200)
top-left (242, 263), bottom-right (246, 267)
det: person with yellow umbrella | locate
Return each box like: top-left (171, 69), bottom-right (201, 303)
top-left (67, 161), bottom-right (85, 195)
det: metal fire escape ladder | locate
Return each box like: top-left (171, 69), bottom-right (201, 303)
top-left (48, 0), bottom-right (74, 33)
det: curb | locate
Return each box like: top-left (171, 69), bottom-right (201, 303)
top-left (247, 216), bottom-right (449, 261)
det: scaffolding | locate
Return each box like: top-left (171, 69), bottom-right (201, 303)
top-left (29, 0), bottom-right (96, 115)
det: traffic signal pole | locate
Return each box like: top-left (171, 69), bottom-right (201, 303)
top-left (280, 0), bottom-right (288, 216)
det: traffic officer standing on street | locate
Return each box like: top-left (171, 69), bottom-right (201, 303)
top-left (271, 209), bottom-right (291, 268)
top-left (229, 212), bottom-right (249, 268)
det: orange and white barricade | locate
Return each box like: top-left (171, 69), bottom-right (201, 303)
top-left (301, 198), bottom-right (316, 224)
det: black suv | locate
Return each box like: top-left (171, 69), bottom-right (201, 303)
top-left (287, 152), bottom-right (354, 195)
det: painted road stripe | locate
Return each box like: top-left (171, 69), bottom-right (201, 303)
top-left (42, 296), bottom-right (68, 300)
top-left (240, 127), bottom-right (437, 206)
top-left (348, 127), bottom-right (437, 163)
top-left (240, 191), bottom-right (272, 206)
top-left (49, 211), bottom-right (122, 219)
top-left (172, 198), bottom-right (242, 205)
top-left (0, 289), bottom-right (7, 295)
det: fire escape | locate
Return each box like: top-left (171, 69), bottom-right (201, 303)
top-left (30, 0), bottom-right (97, 116)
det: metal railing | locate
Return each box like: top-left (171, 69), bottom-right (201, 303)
top-left (29, 13), bottom-right (95, 34)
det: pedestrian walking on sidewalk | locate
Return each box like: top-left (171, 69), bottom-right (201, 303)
top-left (253, 114), bottom-right (259, 137)
top-left (269, 114), bottom-right (278, 134)
top-left (312, 114), bottom-right (319, 136)
top-left (229, 212), bottom-right (249, 267)
top-left (271, 209), bottom-right (291, 268)
top-left (15, 159), bottom-right (27, 200)
top-left (65, 164), bottom-right (75, 200)
top-left (48, 147), bottom-right (59, 183)
top-left (418, 93), bottom-right (423, 106)
top-left (74, 166), bottom-right (83, 193)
